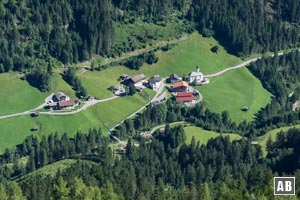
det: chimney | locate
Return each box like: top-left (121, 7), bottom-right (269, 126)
top-left (196, 66), bottom-right (200, 73)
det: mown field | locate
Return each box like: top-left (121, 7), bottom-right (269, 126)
top-left (184, 126), bottom-right (242, 145)
top-left (137, 32), bottom-right (242, 76)
top-left (80, 32), bottom-right (242, 99)
top-left (196, 68), bottom-right (272, 123)
top-left (0, 93), bottom-right (151, 153)
top-left (88, 92), bottom-right (153, 128)
top-left (0, 73), bottom-right (75, 116)
top-left (0, 31), bottom-right (268, 152)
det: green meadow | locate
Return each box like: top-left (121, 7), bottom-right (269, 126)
top-left (0, 31), bottom-right (270, 151)
top-left (0, 73), bottom-right (75, 116)
top-left (0, 93), bottom-right (151, 153)
top-left (88, 92), bottom-right (153, 128)
top-left (184, 126), bottom-right (242, 145)
top-left (196, 68), bottom-right (272, 123)
top-left (137, 32), bottom-right (242, 76)
top-left (79, 67), bottom-right (138, 99)
top-left (0, 73), bottom-right (47, 115)
top-left (0, 112), bottom-right (104, 153)
top-left (80, 32), bottom-right (242, 99)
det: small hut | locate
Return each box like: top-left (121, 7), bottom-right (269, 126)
top-left (31, 126), bottom-right (39, 131)
top-left (241, 106), bottom-right (249, 112)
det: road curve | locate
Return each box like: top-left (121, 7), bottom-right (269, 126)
top-left (0, 51), bottom-right (287, 120)
top-left (39, 96), bottom-right (119, 116)
top-left (0, 96), bottom-right (119, 120)
top-left (204, 51), bottom-right (287, 78)
top-left (149, 121), bottom-right (187, 134)
top-left (110, 78), bottom-right (166, 131)
top-left (204, 57), bottom-right (259, 78)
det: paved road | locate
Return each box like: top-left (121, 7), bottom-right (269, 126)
top-left (149, 121), bottom-right (187, 134)
top-left (0, 96), bottom-right (119, 120)
top-left (0, 51), bottom-right (287, 121)
top-left (204, 52), bottom-right (285, 78)
top-left (204, 57), bottom-right (259, 78)
top-left (110, 78), bottom-right (166, 131)
top-left (39, 96), bottom-right (119, 116)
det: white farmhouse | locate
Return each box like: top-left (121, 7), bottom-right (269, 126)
top-left (188, 66), bottom-right (204, 84)
top-left (148, 76), bottom-right (162, 90)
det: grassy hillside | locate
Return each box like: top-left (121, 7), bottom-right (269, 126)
top-left (197, 68), bottom-right (272, 123)
top-left (0, 112), bottom-right (105, 153)
top-left (80, 32), bottom-right (242, 99)
top-left (89, 92), bottom-right (153, 128)
top-left (258, 125), bottom-right (300, 156)
top-left (0, 73), bottom-right (47, 116)
top-left (137, 32), bottom-right (242, 77)
top-left (0, 73), bottom-right (76, 116)
top-left (0, 93), bottom-right (152, 153)
top-left (184, 126), bottom-right (242, 145)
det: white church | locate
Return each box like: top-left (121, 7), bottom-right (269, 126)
top-left (188, 66), bottom-right (209, 85)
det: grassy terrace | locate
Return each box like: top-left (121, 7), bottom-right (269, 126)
top-left (184, 126), bottom-right (242, 145)
top-left (197, 68), bottom-right (272, 123)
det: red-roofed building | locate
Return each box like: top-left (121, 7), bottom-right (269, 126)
top-left (172, 81), bottom-right (189, 92)
top-left (175, 92), bottom-right (194, 102)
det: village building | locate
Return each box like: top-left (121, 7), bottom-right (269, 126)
top-left (168, 73), bottom-right (181, 83)
top-left (129, 74), bottom-right (147, 85)
top-left (124, 74), bottom-right (147, 90)
top-left (58, 99), bottom-right (79, 110)
top-left (175, 92), bottom-right (195, 102)
top-left (148, 76), bottom-right (162, 90)
top-left (52, 92), bottom-right (70, 102)
top-left (188, 66), bottom-right (204, 85)
top-left (172, 81), bottom-right (189, 92)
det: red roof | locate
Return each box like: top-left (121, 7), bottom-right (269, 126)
top-left (172, 81), bottom-right (188, 89)
top-left (176, 92), bottom-right (194, 102)
top-left (177, 92), bottom-right (193, 97)
top-left (176, 96), bottom-right (194, 102)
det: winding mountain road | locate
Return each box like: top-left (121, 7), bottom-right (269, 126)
top-left (0, 96), bottom-right (119, 120)
top-left (204, 58), bottom-right (259, 78)
top-left (0, 50), bottom-right (293, 146)
top-left (204, 52), bottom-right (285, 78)
top-left (0, 51), bottom-right (287, 121)
top-left (109, 78), bottom-right (166, 131)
